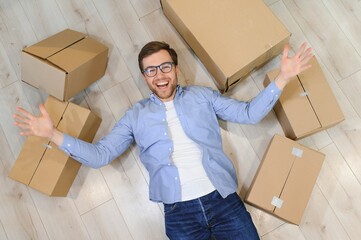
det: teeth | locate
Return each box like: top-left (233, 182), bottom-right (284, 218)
top-left (157, 82), bottom-right (168, 86)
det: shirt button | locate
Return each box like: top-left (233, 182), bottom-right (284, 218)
top-left (271, 89), bottom-right (274, 93)
top-left (162, 118), bottom-right (165, 122)
top-left (164, 132), bottom-right (167, 135)
top-left (275, 94), bottom-right (279, 97)
top-left (175, 177), bottom-right (178, 180)
top-left (169, 148), bottom-right (172, 151)
top-left (67, 144), bottom-right (71, 147)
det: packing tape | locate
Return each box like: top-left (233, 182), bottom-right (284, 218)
top-left (271, 196), bottom-right (284, 209)
top-left (292, 147), bottom-right (303, 158)
top-left (300, 91), bottom-right (308, 97)
top-left (43, 143), bottom-right (53, 149)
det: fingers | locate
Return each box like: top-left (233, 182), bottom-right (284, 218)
top-left (15, 106), bottom-right (34, 121)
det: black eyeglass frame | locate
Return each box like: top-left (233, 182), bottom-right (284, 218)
top-left (142, 62), bottom-right (176, 77)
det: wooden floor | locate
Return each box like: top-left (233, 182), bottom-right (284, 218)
top-left (1, 0), bottom-right (361, 239)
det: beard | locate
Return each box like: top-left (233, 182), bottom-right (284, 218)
top-left (148, 76), bottom-right (178, 102)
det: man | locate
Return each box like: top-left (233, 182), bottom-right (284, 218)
top-left (14, 41), bottom-right (313, 239)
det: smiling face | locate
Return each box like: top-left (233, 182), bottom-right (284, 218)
top-left (142, 49), bottom-right (179, 102)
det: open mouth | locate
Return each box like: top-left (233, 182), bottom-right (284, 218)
top-left (156, 81), bottom-right (169, 89)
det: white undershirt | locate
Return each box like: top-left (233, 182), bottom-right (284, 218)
top-left (164, 101), bottom-right (215, 201)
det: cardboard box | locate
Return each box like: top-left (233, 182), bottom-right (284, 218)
top-left (264, 57), bottom-right (344, 140)
top-left (9, 96), bottom-right (102, 196)
top-left (22, 29), bottom-right (108, 101)
top-left (245, 134), bottom-right (325, 225)
top-left (161, 0), bottom-right (290, 92)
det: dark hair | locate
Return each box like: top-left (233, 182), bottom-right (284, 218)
top-left (138, 41), bottom-right (178, 72)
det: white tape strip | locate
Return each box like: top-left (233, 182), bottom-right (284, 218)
top-left (271, 196), bottom-right (284, 209)
top-left (292, 147), bottom-right (303, 158)
top-left (43, 143), bottom-right (53, 149)
top-left (300, 91), bottom-right (308, 97)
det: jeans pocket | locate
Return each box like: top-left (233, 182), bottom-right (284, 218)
top-left (164, 203), bottom-right (177, 215)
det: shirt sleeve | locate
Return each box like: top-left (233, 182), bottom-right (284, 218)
top-left (211, 81), bottom-right (282, 124)
top-left (59, 112), bottom-right (135, 169)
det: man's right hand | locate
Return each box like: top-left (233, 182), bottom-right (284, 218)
top-left (13, 104), bottom-right (64, 146)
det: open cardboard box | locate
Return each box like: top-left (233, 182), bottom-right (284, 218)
top-left (264, 56), bottom-right (344, 140)
top-left (161, 0), bottom-right (290, 92)
top-left (245, 134), bottom-right (325, 225)
top-left (22, 29), bottom-right (108, 101)
top-left (9, 96), bottom-right (102, 196)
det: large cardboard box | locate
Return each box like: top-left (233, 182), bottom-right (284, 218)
top-left (264, 57), bottom-right (344, 140)
top-left (22, 29), bottom-right (108, 101)
top-left (161, 0), bottom-right (290, 92)
top-left (245, 134), bottom-right (325, 225)
top-left (9, 96), bottom-right (102, 196)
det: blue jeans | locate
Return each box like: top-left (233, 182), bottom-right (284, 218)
top-left (164, 190), bottom-right (260, 240)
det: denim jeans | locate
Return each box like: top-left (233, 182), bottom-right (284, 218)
top-left (163, 190), bottom-right (260, 240)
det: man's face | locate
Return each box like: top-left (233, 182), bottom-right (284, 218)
top-left (142, 49), bottom-right (178, 102)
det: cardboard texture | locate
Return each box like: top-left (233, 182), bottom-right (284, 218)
top-left (245, 134), bottom-right (325, 225)
top-left (22, 29), bottom-right (108, 101)
top-left (264, 57), bottom-right (344, 140)
top-left (161, 0), bottom-right (290, 92)
top-left (9, 96), bottom-right (102, 196)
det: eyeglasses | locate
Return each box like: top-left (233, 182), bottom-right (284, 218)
top-left (142, 62), bottom-right (175, 77)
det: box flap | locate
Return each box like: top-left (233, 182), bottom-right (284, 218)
top-left (8, 96), bottom-right (67, 185)
top-left (8, 136), bottom-right (49, 184)
top-left (275, 144), bottom-right (324, 224)
top-left (47, 37), bottom-right (108, 73)
top-left (266, 69), bottom-right (321, 139)
top-left (298, 57), bottom-right (344, 127)
top-left (245, 135), bottom-right (296, 212)
top-left (29, 97), bottom-right (99, 196)
top-left (23, 29), bottom-right (86, 59)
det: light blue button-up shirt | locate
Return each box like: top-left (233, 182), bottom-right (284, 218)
top-left (60, 82), bottom-right (281, 204)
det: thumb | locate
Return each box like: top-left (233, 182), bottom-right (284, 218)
top-left (39, 104), bottom-right (50, 118)
top-left (282, 44), bottom-right (290, 61)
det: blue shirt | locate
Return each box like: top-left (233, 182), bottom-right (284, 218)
top-left (60, 82), bottom-right (281, 204)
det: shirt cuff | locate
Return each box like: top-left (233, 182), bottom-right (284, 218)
top-left (59, 133), bottom-right (77, 156)
top-left (267, 80), bottom-right (282, 97)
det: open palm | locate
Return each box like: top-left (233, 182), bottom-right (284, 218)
top-left (13, 104), bottom-right (54, 138)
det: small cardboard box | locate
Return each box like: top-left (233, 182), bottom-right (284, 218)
top-left (245, 134), bottom-right (325, 225)
top-left (264, 57), bottom-right (344, 140)
top-left (161, 0), bottom-right (290, 92)
top-left (9, 96), bottom-right (102, 196)
top-left (22, 29), bottom-right (108, 101)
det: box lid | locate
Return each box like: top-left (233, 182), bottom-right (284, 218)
top-left (47, 37), bottom-right (108, 73)
top-left (162, 0), bottom-right (290, 83)
top-left (23, 29), bottom-right (86, 59)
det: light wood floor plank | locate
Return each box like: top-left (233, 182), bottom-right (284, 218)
top-left (322, 0), bottom-right (361, 56)
top-left (100, 149), bottom-right (167, 240)
top-left (18, 0), bottom-right (67, 39)
top-left (318, 144), bottom-right (361, 240)
top-left (29, 190), bottom-right (90, 240)
top-left (81, 200), bottom-right (133, 240)
top-left (0, 164), bottom-right (49, 240)
top-left (300, 186), bottom-right (350, 240)
top-left (283, 0), bottom-right (361, 81)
